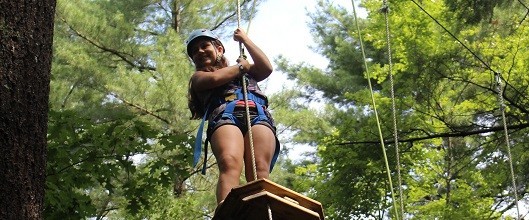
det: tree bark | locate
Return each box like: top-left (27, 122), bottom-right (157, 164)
top-left (0, 0), bottom-right (56, 219)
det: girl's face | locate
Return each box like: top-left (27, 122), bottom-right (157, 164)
top-left (189, 38), bottom-right (223, 67)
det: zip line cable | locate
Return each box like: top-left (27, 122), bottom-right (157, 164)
top-left (410, 1), bottom-right (521, 218)
top-left (350, 1), bottom-right (400, 219)
top-left (380, 1), bottom-right (405, 218)
top-left (517, 0), bottom-right (529, 25)
top-left (409, 0), bottom-right (504, 79)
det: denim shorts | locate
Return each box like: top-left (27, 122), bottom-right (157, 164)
top-left (207, 107), bottom-right (273, 136)
top-left (206, 103), bottom-right (280, 171)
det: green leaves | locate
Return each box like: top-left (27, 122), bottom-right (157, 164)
top-left (46, 106), bottom-right (196, 218)
top-left (273, 0), bottom-right (529, 219)
top-left (47, 0), bottom-right (271, 218)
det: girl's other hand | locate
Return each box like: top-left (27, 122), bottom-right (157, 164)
top-left (233, 28), bottom-right (249, 43)
top-left (236, 58), bottom-right (250, 73)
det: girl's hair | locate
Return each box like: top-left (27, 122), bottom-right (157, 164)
top-left (187, 39), bottom-right (228, 119)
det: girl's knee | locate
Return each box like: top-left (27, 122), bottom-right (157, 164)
top-left (253, 158), bottom-right (272, 173)
top-left (217, 154), bottom-right (243, 173)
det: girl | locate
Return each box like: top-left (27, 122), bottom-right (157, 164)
top-left (186, 28), bottom-right (280, 204)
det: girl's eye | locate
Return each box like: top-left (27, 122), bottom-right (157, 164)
top-left (200, 42), bottom-right (210, 49)
top-left (190, 41), bottom-right (212, 56)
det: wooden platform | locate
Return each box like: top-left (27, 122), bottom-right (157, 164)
top-left (212, 178), bottom-right (324, 220)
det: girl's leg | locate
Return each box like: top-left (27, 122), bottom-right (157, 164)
top-left (243, 124), bottom-right (276, 182)
top-left (210, 125), bottom-right (245, 204)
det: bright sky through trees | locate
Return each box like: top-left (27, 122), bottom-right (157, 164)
top-left (224, 0), bottom-right (362, 94)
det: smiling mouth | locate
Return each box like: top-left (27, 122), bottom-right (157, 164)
top-left (196, 56), bottom-right (211, 63)
top-left (194, 56), bottom-right (212, 68)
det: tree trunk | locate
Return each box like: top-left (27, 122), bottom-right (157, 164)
top-left (0, 0), bottom-right (56, 219)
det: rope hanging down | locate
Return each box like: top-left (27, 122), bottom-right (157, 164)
top-left (349, 1), bottom-right (400, 220)
top-left (380, 0), bottom-right (405, 219)
top-left (495, 73), bottom-right (521, 219)
top-left (237, 1), bottom-right (274, 219)
top-left (237, 0), bottom-right (258, 184)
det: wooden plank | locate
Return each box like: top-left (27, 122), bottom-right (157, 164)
top-left (242, 191), bottom-right (321, 220)
top-left (213, 178), bottom-right (324, 220)
top-left (233, 178), bottom-right (324, 218)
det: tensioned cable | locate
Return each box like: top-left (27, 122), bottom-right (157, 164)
top-left (409, 0), bottom-right (502, 77)
top-left (350, 1), bottom-right (400, 219)
top-left (517, 0), bottom-right (529, 25)
top-left (237, 0), bottom-right (245, 56)
top-left (380, 1), bottom-right (405, 219)
top-left (410, 1), bottom-right (521, 218)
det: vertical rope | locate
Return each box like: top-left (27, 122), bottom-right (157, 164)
top-left (237, 0), bottom-right (245, 58)
top-left (381, 1), bottom-right (405, 218)
top-left (350, 1), bottom-right (400, 219)
top-left (242, 76), bottom-right (258, 180)
top-left (267, 204), bottom-right (273, 220)
top-left (246, 0), bottom-right (258, 34)
top-left (237, 0), bottom-right (258, 181)
top-left (495, 73), bottom-right (521, 219)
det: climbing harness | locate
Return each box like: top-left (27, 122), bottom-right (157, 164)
top-left (192, 80), bottom-right (272, 174)
top-left (350, 1), bottom-right (400, 219)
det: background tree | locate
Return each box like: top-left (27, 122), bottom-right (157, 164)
top-left (272, 0), bottom-right (529, 219)
top-left (46, 0), bottom-right (267, 219)
top-left (0, 0), bottom-right (56, 219)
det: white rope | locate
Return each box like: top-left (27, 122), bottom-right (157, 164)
top-left (381, 1), bottom-right (405, 218)
top-left (237, 0), bottom-right (258, 181)
top-left (267, 204), bottom-right (273, 220)
top-left (242, 76), bottom-right (258, 180)
top-left (495, 73), bottom-right (521, 219)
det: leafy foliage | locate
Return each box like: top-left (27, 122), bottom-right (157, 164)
top-left (46, 0), bottom-right (268, 218)
top-left (272, 0), bottom-right (529, 219)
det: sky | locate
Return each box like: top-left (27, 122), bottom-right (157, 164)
top-left (223, 0), bottom-right (357, 94)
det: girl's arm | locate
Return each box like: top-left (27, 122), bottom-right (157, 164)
top-left (191, 64), bottom-right (244, 92)
top-left (233, 28), bottom-right (273, 82)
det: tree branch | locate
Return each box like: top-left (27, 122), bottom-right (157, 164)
top-left (111, 92), bottom-right (172, 125)
top-left (337, 123), bottom-right (529, 146)
top-left (59, 17), bottom-right (156, 72)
